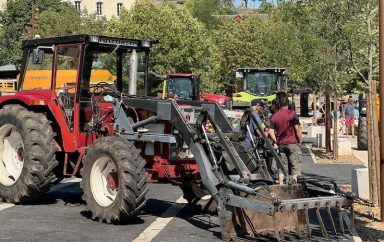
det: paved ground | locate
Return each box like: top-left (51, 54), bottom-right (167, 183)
top-left (0, 147), bottom-right (357, 242)
top-left (301, 145), bottom-right (365, 185)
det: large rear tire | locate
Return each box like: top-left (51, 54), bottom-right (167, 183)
top-left (81, 136), bottom-right (148, 223)
top-left (0, 104), bottom-right (59, 203)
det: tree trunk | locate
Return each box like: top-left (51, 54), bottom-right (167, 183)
top-left (313, 94), bottom-right (317, 125)
top-left (367, 88), bottom-right (378, 206)
top-left (333, 95), bottom-right (338, 160)
top-left (372, 81), bottom-right (381, 205)
top-left (326, 94), bottom-right (331, 152)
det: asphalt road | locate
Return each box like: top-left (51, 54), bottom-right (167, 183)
top-left (0, 147), bottom-right (358, 242)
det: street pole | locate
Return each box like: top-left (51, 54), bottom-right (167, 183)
top-left (379, 0), bottom-right (384, 222)
top-left (31, 3), bottom-right (36, 37)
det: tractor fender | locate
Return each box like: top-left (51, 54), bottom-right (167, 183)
top-left (0, 90), bottom-right (51, 108)
top-left (0, 91), bottom-right (73, 152)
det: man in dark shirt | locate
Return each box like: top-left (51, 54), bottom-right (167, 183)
top-left (236, 99), bottom-right (265, 151)
top-left (269, 93), bottom-right (302, 184)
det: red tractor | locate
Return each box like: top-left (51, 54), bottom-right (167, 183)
top-left (0, 35), bottom-right (354, 240)
top-left (163, 73), bottom-right (231, 107)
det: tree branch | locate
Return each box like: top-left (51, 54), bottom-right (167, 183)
top-left (347, 40), bottom-right (368, 84)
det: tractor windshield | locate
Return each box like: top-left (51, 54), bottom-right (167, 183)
top-left (243, 72), bottom-right (282, 96)
top-left (81, 46), bottom-right (148, 96)
top-left (167, 77), bottom-right (194, 100)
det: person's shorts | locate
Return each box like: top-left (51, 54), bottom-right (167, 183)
top-left (345, 118), bottom-right (355, 127)
top-left (278, 143), bottom-right (302, 176)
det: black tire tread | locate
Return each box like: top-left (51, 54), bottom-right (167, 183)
top-left (0, 104), bottom-right (59, 203)
top-left (81, 136), bottom-right (148, 223)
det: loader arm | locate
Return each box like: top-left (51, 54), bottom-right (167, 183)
top-left (114, 97), bottom-right (354, 241)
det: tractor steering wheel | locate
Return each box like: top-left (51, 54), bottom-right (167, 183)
top-left (91, 82), bottom-right (114, 93)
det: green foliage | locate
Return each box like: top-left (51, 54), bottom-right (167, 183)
top-left (37, 7), bottom-right (107, 37)
top-left (0, 0), bottom-right (378, 97)
top-left (0, 0), bottom-right (106, 66)
top-left (216, 5), bottom-right (237, 15)
top-left (212, 11), bottom-right (305, 90)
top-left (185, 0), bottom-right (220, 29)
top-left (0, 0), bottom-right (65, 65)
top-left (107, 0), bottom-right (222, 93)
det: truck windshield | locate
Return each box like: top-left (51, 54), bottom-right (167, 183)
top-left (167, 77), bottom-right (193, 100)
top-left (243, 72), bottom-right (281, 96)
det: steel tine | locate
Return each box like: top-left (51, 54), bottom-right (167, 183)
top-left (336, 202), bottom-right (345, 234)
top-left (304, 203), bottom-right (311, 238)
top-left (293, 205), bottom-right (303, 239)
top-left (326, 202), bottom-right (337, 235)
top-left (272, 213), bottom-right (282, 241)
top-left (315, 203), bottom-right (328, 238)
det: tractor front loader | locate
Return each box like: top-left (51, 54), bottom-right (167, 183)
top-left (113, 97), bottom-right (354, 240)
top-left (0, 35), bottom-right (353, 241)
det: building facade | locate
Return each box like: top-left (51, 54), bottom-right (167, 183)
top-left (0, 0), bottom-right (185, 18)
top-left (0, 0), bottom-right (7, 11)
top-left (62, 0), bottom-right (136, 18)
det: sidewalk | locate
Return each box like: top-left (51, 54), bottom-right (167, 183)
top-left (300, 115), bottom-right (368, 166)
top-left (301, 145), bottom-right (365, 185)
top-left (346, 135), bottom-right (368, 167)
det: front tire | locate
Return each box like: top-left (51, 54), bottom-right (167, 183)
top-left (180, 181), bottom-right (217, 214)
top-left (81, 137), bottom-right (148, 223)
top-left (0, 104), bottom-right (59, 203)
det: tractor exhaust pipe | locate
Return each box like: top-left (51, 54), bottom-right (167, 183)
top-left (129, 49), bottom-right (138, 96)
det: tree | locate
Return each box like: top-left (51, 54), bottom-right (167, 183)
top-left (37, 6), bottom-right (107, 37)
top-left (0, 0), bottom-right (66, 65)
top-left (107, 1), bottom-right (222, 93)
top-left (185, 0), bottom-right (221, 29)
top-left (212, 11), bottom-right (304, 91)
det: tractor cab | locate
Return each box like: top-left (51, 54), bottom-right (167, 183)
top-left (165, 74), bottom-right (200, 101)
top-left (10, 35), bottom-right (154, 150)
top-left (233, 68), bottom-right (287, 107)
top-left (163, 74), bottom-right (231, 106)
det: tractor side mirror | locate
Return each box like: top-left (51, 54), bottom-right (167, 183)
top-left (32, 49), bottom-right (44, 65)
top-left (235, 71), bottom-right (243, 78)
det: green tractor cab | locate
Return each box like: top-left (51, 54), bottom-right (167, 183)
top-left (233, 68), bottom-right (287, 108)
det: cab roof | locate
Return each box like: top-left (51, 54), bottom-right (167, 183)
top-left (237, 67), bottom-right (286, 73)
top-left (167, 73), bottom-right (196, 78)
top-left (22, 35), bottom-right (155, 50)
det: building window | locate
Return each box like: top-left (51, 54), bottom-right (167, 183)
top-left (75, 1), bottom-right (81, 11)
top-left (96, 2), bottom-right (103, 16)
top-left (117, 3), bottom-right (123, 16)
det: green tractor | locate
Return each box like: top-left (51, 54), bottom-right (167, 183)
top-left (232, 68), bottom-right (287, 108)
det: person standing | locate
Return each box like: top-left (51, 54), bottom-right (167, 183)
top-left (269, 92), bottom-right (302, 184)
top-left (342, 98), bottom-right (355, 137)
top-left (236, 99), bottom-right (265, 151)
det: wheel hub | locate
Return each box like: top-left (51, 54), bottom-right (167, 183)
top-left (90, 157), bottom-right (118, 207)
top-left (107, 172), bottom-right (118, 189)
top-left (0, 124), bottom-right (25, 186)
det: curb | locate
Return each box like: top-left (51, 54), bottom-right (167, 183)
top-left (305, 144), bottom-right (317, 164)
top-left (351, 150), bottom-right (368, 167)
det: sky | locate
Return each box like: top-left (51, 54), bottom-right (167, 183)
top-left (233, 0), bottom-right (262, 8)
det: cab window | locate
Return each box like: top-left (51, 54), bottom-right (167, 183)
top-left (21, 48), bottom-right (54, 90)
